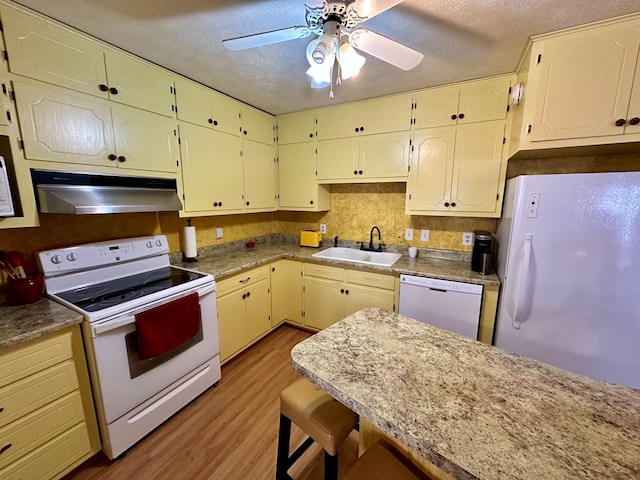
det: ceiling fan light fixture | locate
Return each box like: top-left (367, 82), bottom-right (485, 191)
top-left (306, 34), bottom-right (337, 66)
top-left (306, 64), bottom-right (331, 86)
top-left (338, 42), bottom-right (366, 79)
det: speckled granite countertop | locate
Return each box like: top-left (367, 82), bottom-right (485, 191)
top-left (0, 238), bottom-right (496, 354)
top-left (291, 307), bottom-right (640, 480)
top-left (0, 291), bottom-right (83, 353)
top-left (174, 240), bottom-right (499, 287)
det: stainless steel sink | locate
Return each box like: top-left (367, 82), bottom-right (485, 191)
top-left (312, 247), bottom-right (402, 267)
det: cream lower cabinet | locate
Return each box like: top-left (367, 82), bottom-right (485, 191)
top-left (277, 142), bottom-right (330, 211)
top-left (316, 132), bottom-right (410, 183)
top-left (303, 264), bottom-right (396, 330)
top-left (14, 80), bottom-right (179, 174)
top-left (270, 260), bottom-right (303, 328)
top-left (406, 120), bottom-right (507, 217)
top-left (0, 326), bottom-right (100, 480)
top-left (216, 266), bottom-right (272, 364)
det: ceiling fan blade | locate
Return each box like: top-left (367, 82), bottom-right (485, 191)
top-left (348, 28), bottom-right (423, 71)
top-left (350, 0), bottom-right (405, 20)
top-left (222, 26), bottom-right (312, 51)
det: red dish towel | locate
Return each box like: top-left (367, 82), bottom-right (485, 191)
top-left (136, 292), bottom-right (202, 360)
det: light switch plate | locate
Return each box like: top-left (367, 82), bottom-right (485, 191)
top-left (405, 228), bottom-right (413, 241)
top-left (215, 227), bottom-right (224, 239)
top-left (462, 232), bottom-right (474, 246)
top-left (420, 229), bottom-right (430, 242)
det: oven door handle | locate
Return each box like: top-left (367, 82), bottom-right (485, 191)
top-left (93, 283), bottom-right (217, 335)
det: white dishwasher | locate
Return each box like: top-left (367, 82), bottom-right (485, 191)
top-left (398, 275), bottom-right (483, 339)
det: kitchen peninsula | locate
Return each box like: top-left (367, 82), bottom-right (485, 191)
top-left (291, 308), bottom-right (640, 480)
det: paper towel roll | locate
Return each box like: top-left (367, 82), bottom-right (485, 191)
top-left (182, 225), bottom-right (197, 259)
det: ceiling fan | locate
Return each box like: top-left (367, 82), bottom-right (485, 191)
top-left (222, 0), bottom-right (424, 93)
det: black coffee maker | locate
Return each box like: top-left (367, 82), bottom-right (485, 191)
top-left (471, 231), bottom-right (494, 275)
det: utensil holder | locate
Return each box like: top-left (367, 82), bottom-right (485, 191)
top-left (7, 274), bottom-right (44, 304)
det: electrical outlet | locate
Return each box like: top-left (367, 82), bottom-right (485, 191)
top-left (320, 223), bottom-right (327, 234)
top-left (462, 232), bottom-right (474, 246)
top-left (215, 227), bottom-right (224, 239)
top-left (420, 229), bottom-right (430, 242)
top-left (404, 228), bottom-right (414, 241)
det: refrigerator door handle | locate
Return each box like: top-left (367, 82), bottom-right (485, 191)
top-left (510, 233), bottom-right (533, 329)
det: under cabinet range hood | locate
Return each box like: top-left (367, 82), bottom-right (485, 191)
top-left (31, 170), bottom-right (183, 214)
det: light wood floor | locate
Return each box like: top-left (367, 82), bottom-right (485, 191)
top-left (64, 325), bottom-right (360, 480)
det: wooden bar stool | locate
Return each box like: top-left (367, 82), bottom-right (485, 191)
top-left (276, 378), bottom-right (358, 480)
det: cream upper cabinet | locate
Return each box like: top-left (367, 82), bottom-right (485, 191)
top-left (240, 106), bottom-right (276, 145)
top-left (0, 3), bottom-right (174, 118)
top-left (174, 78), bottom-right (240, 136)
top-left (278, 142), bottom-right (330, 211)
top-left (14, 80), bottom-right (178, 173)
top-left (102, 51), bottom-right (175, 118)
top-left (178, 122), bottom-right (244, 214)
top-left (316, 132), bottom-right (409, 183)
top-left (242, 140), bottom-right (277, 211)
top-left (270, 260), bottom-right (303, 328)
top-left (526, 20), bottom-right (640, 142)
top-left (277, 111), bottom-right (316, 144)
top-left (315, 95), bottom-right (412, 140)
top-left (412, 76), bottom-right (511, 129)
top-left (0, 4), bottom-right (108, 100)
top-left (112, 103), bottom-right (179, 173)
top-left (406, 120), bottom-right (507, 217)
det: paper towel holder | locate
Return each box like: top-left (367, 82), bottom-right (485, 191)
top-left (182, 218), bottom-right (198, 263)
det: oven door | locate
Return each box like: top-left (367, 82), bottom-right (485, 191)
top-left (83, 282), bottom-right (219, 424)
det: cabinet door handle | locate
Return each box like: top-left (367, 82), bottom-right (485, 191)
top-left (451, 114), bottom-right (457, 120)
top-left (358, 170), bottom-right (363, 175)
top-left (243, 130), bottom-right (248, 135)
top-left (108, 153), bottom-right (117, 161)
top-left (630, 117), bottom-right (640, 126)
top-left (246, 291), bottom-right (251, 298)
top-left (117, 155), bottom-right (126, 163)
top-left (309, 133), bottom-right (314, 138)
top-left (353, 170), bottom-right (358, 175)
top-left (213, 202), bottom-right (218, 207)
top-left (458, 113), bottom-right (465, 119)
top-left (208, 118), bottom-right (213, 124)
top-left (451, 202), bottom-right (457, 207)
top-left (340, 288), bottom-right (345, 294)
top-left (272, 267), bottom-right (275, 272)
top-left (246, 201), bottom-right (250, 206)
top-left (615, 118), bottom-right (626, 127)
top-left (345, 289), bottom-right (349, 295)
top-left (98, 84), bottom-right (109, 92)
top-left (242, 293), bottom-right (247, 299)
top-left (109, 87), bottom-right (119, 95)
top-left (0, 443), bottom-right (11, 454)
top-left (310, 200), bottom-right (314, 205)
top-left (444, 202), bottom-right (450, 207)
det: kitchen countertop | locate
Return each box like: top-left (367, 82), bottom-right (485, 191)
top-left (0, 238), bottom-right (497, 354)
top-left (291, 307), bottom-right (640, 480)
top-left (175, 240), bottom-right (500, 287)
top-left (0, 291), bottom-right (83, 353)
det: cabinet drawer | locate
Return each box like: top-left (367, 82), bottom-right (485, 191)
top-left (0, 330), bottom-right (73, 388)
top-left (217, 265), bottom-right (270, 297)
top-left (345, 270), bottom-right (396, 291)
top-left (0, 360), bottom-right (79, 429)
top-left (0, 392), bottom-right (84, 469)
top-left (304, 263), bottom-right (344, 281)
top-left (0, 422), bottom-right (91, 480)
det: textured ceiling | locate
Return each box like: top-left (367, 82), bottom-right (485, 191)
top-left (11, 0), bottom-right (640, 115)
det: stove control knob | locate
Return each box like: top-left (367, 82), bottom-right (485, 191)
top-left (146, 240), bottom-right (153, 248)
top-left (155, 239), bottom-right (162, 247)
top-left (51, 254), bottom-right (63, 264)
top-left (66, 252), bottom-right (78, 262)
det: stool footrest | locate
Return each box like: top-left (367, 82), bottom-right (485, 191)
top-left (289, 436), bottom-right (315, 466)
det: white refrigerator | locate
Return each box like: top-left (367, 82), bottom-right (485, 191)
top-left (494, 172), bottom-right (640, 389)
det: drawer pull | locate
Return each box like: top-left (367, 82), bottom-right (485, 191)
top-left (239, 277), bottom-right (251, 283)
top-left (0, 443), bottom-right (11, 454)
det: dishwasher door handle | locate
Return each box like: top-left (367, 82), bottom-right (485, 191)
top-left (428, 287), bottom-right (448, 293)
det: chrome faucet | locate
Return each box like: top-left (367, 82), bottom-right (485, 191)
top-left (368, 226), bottom-right (383, 252)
